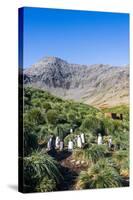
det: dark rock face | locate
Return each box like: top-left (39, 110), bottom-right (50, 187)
top-left (24, 56), bottom-right (129, 107)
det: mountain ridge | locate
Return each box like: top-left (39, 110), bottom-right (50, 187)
top-left (24, 56), bottom-right (129, 108)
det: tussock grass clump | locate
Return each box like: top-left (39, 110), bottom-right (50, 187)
top-left (76, 159), bottom-right (122, 189)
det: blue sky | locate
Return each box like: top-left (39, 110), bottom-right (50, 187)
top-left (22, 7), bottom-right (129, 68)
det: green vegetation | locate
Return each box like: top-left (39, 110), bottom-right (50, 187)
top-left (76, 159), bottom-right (122, 189)
top-left (84, 144), bottom-right (108, 164)
top-left (21, 87), bottom-right (129, 192)
top-left (102, 105), bottom-right (129, 121)
top-left (23, 151), bottom-right (63, 192)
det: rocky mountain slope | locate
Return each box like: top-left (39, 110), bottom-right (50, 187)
top-left (24, 56), bottom-right (129, 108)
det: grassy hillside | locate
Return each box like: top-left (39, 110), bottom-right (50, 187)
top-left (102, 105), bottom-right (129, 121)
top-left (22, 87), bottom-right (129, 192)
